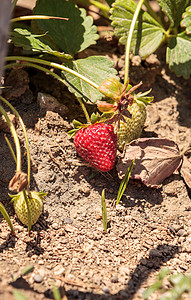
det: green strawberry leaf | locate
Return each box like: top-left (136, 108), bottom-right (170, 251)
top-left (166, 31), bottom-right (191, 78)
top-left (33, 0), bottom-right (99, 56)
top-left (62, 56), bottom-right (118, 103)
top-left (11, 28), bottom-right (72, 59)
top-left (110, 0), bottom-right (164, 58)
top-left (181, 5), bottom-right (191, 34)
top-left (158, 0), bottom-right (191, 28)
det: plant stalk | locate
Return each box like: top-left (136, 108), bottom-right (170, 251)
top-left (77, 97), bottom-right (90, 123)
top-left (0, 105), bottom-right (21, 172)
top-left (0, 96), bottom-right (31, 189)
top-left (5, 56), bottom-right (100, 90)
top-left (4, 134), bottom-right (17, 163)
top-left (124, 0), bottom-right (145, 85)
top-left (10, 15), bottom-right (68, 23)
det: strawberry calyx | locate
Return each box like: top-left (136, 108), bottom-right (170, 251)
top-left (97, 78), bottom-right (153, 131)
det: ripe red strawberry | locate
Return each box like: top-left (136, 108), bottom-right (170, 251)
top-left (74, 123), bottom-right (117, 172)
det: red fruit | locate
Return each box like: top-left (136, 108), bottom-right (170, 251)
top-left (74, 123), bottom-right (117, 172)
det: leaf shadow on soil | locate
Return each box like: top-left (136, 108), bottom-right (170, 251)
top-left (65, 244), bottom-right (179, 300)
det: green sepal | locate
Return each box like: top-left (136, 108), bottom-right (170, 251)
top-left (90, 112), bottom-right (100, 124)
top-left (73, 119), bottom-right (83, 127)
top-left (68, 128), bottom-right (81, 137)
top-left (98, 76), bottom-right (123, 101)
top-left (134, 89), bottom-right (154, 105)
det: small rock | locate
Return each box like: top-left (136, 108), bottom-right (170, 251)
top-left (177, 229), bottom-right (186, 237)
top-left (111, 275), bottom-right (118, 283)
top-left (34, 274), bottom-right (43, 283)
top-left (116, 204), bottom-right (125, 211)
top-left (102, 286), bottom-right (110, 294)
top-left (52, 222), bottom-right (59, 230)
top-left (37, 92), bottom-right (68, 115)
top-left (65, 224), bottom-right (75, 233)
top-left (65, 218), bottom-right (73, 224)
top-left (54, 265), bottom-right (65, 276)
top-left (38, 260), bottom-right (44, 265)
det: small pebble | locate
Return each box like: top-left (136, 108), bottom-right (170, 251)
top-left (38, 260), bottom-right (44, 265)
top-left (52, 222), bottom-right (59, 230)
top-left (177, 229), bottom-right (186, 237)
top-left (65, 218), bottom-right (73, 224)
top-left (102, 286), bottom-right (110, 294)
top-left (34, 274), bottom-right (43, 283)
top-left (111, 275), bottom-right (118, 283)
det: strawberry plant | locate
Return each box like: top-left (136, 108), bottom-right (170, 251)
top-left (5, 0), bottom-right (153, 171)
top-left (110, 0), bottom-right (191, 78)
top-left (0, 96), bottom-right (46, 232)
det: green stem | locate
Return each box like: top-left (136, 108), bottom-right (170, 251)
top-left (0, 96), bottom-right (31, 189)
top-left (0, 105), bottom-right (21, 172)
top-left (77, 97), bottom-right (90, 123)
top-left (5, 56), bottom-right (99, 90)
top-left (4, 134), bottom-right (17, 163)
top-left (22, 189), bottom-right (31, 232)
top-left (89, 0), bottom-right (110, 12)
top-left (124, 0), bottom-right (145, 85)
top-left (144, 0), bottom-right (163, 27)
top-left (10, 15), bottom-right (68, 23)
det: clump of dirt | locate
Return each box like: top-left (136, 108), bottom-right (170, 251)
top-left (0, 7), bottom-right (191, 300)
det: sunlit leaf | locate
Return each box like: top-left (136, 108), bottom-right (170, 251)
top-left (181, 6), bottom-right (191, 34)
top-left (11, 28), bottom-right (72, 59)
top-left (158, 0), bottom-right (191, 27)
top-left (110, 0), bottom-right (164, 57)
top-left (62, 56), bottom-right (117, 103)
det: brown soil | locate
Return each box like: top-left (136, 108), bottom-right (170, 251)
top-left (0, 2), bottom-right (191, 300)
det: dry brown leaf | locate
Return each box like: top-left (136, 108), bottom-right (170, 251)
top-left (3, 68), bottom-right (29, 100)
top-left (117, 138), bottom-right (182, 188)
top-left (180, 155), bottom-right (191, 188)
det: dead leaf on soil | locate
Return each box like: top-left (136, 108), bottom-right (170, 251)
top-left (3, 69), bottom-right (29, 100)
top-left (117, 138), bottom-right (182, 188)
top-left (180, 154), bottom-right (191, 188)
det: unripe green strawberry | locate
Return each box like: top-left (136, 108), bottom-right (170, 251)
top-left (11, 191), bottom-right (45, 226)
top-left (117, 100), bottom-right (146, 151)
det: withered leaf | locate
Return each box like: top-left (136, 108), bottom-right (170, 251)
top-left (3, 69), bottom-right (29, 100)
top-left (180, 155), bottom-right (191, 189)
top-left (117, 138), bottom-right (182, 188)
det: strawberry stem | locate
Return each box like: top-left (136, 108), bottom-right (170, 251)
top-left (10, 15), bottom-right (68, 23)
top-left (77, 97), bottom-right (90, 123)
top-left (0, 104), bottom-right (21, 172)
top-left (124, 0), bottom-right (145, 85)
top-left (0, 96), bottom-right (31, 191)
